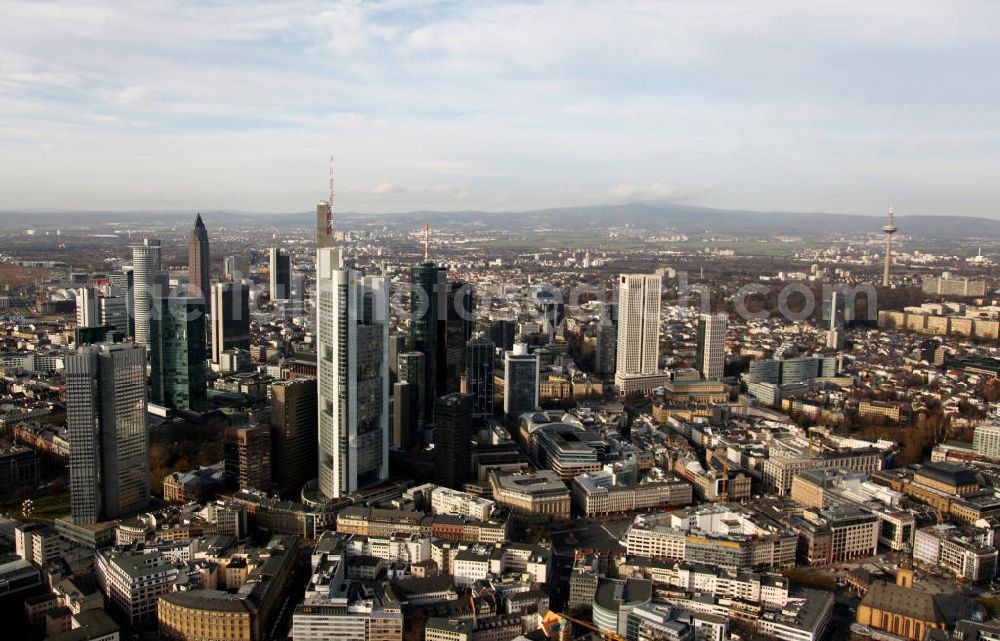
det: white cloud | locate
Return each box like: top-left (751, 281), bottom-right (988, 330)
top-left (0, 0), bottom-right (999, 215)
top-left (371, 182), bottom-right (399, 195)
top-left (609, 183), bottom-right (707, 203)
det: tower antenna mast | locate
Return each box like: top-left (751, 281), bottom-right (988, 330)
top-left (326, 156), bottom-right (334, 236)
top-left (424, 224), bottom-right (430, 262)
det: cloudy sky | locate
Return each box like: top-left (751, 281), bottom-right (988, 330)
top-left (2, 0), bottom-right (999, 216)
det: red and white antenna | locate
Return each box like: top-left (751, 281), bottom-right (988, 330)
top-left (326, 156), bottom-right (334, 236)
top-left (423, 223), bottom-right (430, 262)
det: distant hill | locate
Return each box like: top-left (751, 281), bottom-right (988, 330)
top-left (3, 203), bottom-right (1000, 239)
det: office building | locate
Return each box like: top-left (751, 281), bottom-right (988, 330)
top-left (270, 379), bottom-right (318, 498)
top-left (96, 549), bottom-right (180, 625)
top-left (131, 238), bottom-right (165, 347)
top-left (572, 473), bottom-right (693, 517)
top-left (503, 343), bottom-right (539, 417)
top-left (224, 423), bottom-right (272, 492)
top-left (98, 296), bottom-right (128, 333)
top-left (66, 343), bottom-right (149, 524)
top-left (973, 423), bottom-right (1000, 460)
top-left (316, 247), bottom-right (389, 499)
top-left (592, 577), bottom-right (653, 638)
top-left (291, 537), bottom-right (403, 641)
top-left (696, 313), bottom-right (727, 381)
top-left (109, 267), bottom-right (135, 337)
top-left (434, 393), bottom-right (473, 490)
top-left (210, 283), bottom-right (251, 364)
top-left (827, 290), bottom-right (847, 349)
top-left (913, 524), bottom-right (997, 583)
top-left (388, 332), bottom-right (407, 385)
top-left (595, 306), bottom-right (617, 376)
top-left (187, 213), bottom-right (210, 300)
top-left (224, 255), bottom-right (251, 282)
top-left (466, 338), bottom-right (495, 427)
top-left (75, 288), bottom-right (98, 327)
top-left (922, 274), bottom-right (987, 298)
top-left (392, 382), bottom-right (417, 451)
top-left (488, 319), bottom-right (516, 352)
top-left (616, 273), bottom-right (661, 376)
top-left (0, 445), bottom-right (40, 489)
top-left (397, 351), bottom-right (426, 435)
top-left (745, 355), bottom-right (840, 385)
top-left (444, 281), bottom-right (474, 394)
top-left (615, 273), bottom-right (663, 392)
top-left (624, 505), bottom-right (797, 571)
top-left (269, 247), bottom-right (291, 300)
top-left (764, 448), bottom-right (882, 496)
top-left (149, 296), bottom-right (208, 411)
top-left (14, 523), bottom-right (60, 568)
top-left (158, 591), bottom-right (254, 641)
top-left (78, 290), bottom-right (127, 334)
top-left (488, 469), bottom-right (571, 517)
top-left (410, 261), bottom-right (446, 424)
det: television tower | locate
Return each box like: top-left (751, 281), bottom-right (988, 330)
top-left (881, 205), bottom-right (897, 287)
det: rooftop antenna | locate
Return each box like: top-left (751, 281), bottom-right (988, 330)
top-left (326, 155), bottom-right (334, 237)
top-left (424, 224), bottom-right (430, 262)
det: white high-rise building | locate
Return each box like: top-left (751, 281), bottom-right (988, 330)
top-left (75, 288), bottom-right (98, 327)
top-left (615, 274), bottom-right (662, 375)
top-left (316, 247), bottom-right (389, 499)
top-left (696, 313), bottom-right (727, 381)
top-left (66, 343), bottom-right (149, 524)
top-left (131, 239), bottom-right (165, 347)
top-left (614, 273), bottom-right (663, 392)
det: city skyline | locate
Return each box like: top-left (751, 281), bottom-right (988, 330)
top-left (5, 4), bottom-right (1000, 640)
top-left (3, 1), bottom-right (1000, 216)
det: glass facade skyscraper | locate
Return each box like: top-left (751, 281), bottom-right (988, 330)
top-left (150, 296), bottom-right (208, 411)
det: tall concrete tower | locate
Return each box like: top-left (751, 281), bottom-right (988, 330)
top-left (882, 206), bottom-right (897, 287)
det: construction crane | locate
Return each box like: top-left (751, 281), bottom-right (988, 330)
top-left (541, 611), bottom-right (626, 641)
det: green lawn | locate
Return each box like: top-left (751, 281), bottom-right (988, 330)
top-left (4, 490), bottom-right (72, 521)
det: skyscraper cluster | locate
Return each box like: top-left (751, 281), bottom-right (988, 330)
top-left (69, 214), bottom-right (221, 525)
